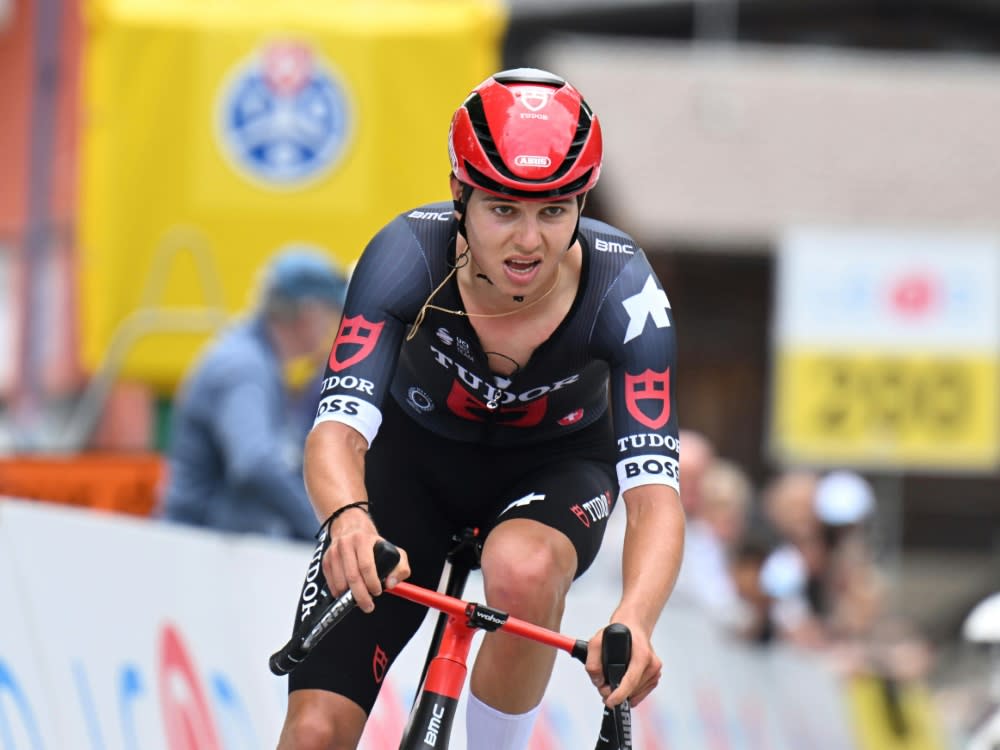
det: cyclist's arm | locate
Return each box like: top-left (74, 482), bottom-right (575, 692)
top-left (303, 420), bottom-right (370, 524)
top-left (303, 420), bottom-right (395, 612)
top-left (609, 481), bottom-right (684, 705)
top-left (587, 244), bottom-right (682, 706)
top-left (302, 214), bottom-right (433, 608)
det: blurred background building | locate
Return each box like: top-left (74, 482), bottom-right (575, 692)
top-left (2, 0), bottom-right (999, 746)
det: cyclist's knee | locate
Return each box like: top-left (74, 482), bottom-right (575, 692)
top-left (481, 523), bottom-right (575, 618)
top-left (278, 715), bottom-right (336, 750)
top-left (279, 692), bottom-right (364, 750)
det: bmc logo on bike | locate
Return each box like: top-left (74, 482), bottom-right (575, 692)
top-left (425, 703), bottom-right (446, 746)
top-left (328, 315), bottom-right (384, 372)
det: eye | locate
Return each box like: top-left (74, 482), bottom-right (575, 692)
top-left (542, 205), bottom-right (567, 217)
top-left (491, 204), bottom-right (515, 217)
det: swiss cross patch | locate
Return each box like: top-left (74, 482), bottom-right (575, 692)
top-left (558, 409), bottom-right (584, 426)
top-left (328, 315), bottom-right (384, 372)
top-left (624, 368), bottom-right (671, 430)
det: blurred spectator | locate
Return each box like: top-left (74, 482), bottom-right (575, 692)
top-left (699, 458), bottom-right (752, 549)
top-left (813, 470), bottom-right (883, 639)
top-left (762, 469), bottom-right (821, 549)
top-left (673, 439), bottom-right (756, 631)
top-left (728, 526), bottom-right (782, 643)
top-left (677, 428), bottom-right (714, 515)
top-left (158, 248), bottom-right (347, 541)
top-left (764, 469), bottom-right (934, 680)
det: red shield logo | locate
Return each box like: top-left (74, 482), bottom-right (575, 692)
top-left (328, 316), bottom-right (384, 372)
top-left (624, 368), bottom-right (671, 430)
top-left (445, 381), bottom-right (547, 427)
top-left (372, 644), bottom-right (388, 684)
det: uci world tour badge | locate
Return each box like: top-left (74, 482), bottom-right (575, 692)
top-left (217, 41), bottom-right (352, 187)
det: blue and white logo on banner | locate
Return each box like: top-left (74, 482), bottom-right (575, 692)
top-left (218, 42), bottom-right (351, 187)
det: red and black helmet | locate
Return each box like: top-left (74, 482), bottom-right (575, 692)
top-left (448, 68), bottom-right (603, 201)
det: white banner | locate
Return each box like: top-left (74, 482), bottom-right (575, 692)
top-left (0, 499), bottom-right (856, 749)
top-left (776, 229), bottom-right (1000, 351)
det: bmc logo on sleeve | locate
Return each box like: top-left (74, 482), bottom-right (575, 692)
top-left (624, 368), bottom-right (671, 430)
top-left (329, 316), bottom-right (384, 372)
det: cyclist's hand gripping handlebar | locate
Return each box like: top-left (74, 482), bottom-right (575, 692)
top-left (595, 623), bottom-right (633, 750)
top-left (269, 540), bottom-right (400, 676)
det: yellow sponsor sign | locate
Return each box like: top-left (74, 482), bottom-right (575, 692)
top-left (772, 349), bottom-right (1000, 469)
top-left (79, 0), bottom-right (506, 392)
top-left (847, 676), bottom-right (950, 750)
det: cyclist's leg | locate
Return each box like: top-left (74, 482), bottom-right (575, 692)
top-left (278, 401), bottom-right (453, 749)
top-left (278, 692), bottom-right (366, 750)
top-left (471, 458), bottom-right (618, 714)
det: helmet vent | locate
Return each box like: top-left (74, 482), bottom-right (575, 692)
top-left (465, 94), bottom-right (593, 186)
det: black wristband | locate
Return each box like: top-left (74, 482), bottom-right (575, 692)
top-left (320, 501), bottom-right (370, 534)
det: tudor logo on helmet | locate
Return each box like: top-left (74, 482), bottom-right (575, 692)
top-left (518, 88), bottom-right (552, 112)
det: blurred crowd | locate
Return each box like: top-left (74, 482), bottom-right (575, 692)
top-left (669, 429), bottom-right (935, 683)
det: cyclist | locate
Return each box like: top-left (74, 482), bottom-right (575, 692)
top-left (278, 68), bottom-right (685, 750)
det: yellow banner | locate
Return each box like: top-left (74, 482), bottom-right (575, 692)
top-left (771, 349), bottom-right (999, 469)
top-left (79, 0), bottom-right (506, 392)
top-left (847, 676), bottom-right (950, 750)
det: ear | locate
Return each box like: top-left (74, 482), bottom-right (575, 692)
top-left (449, 174), bottom-right (464, 207)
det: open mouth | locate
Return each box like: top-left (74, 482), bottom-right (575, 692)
top-left (504, 258), bottom-right (541, 276)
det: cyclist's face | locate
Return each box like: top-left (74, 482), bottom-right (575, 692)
top-left (459, 187), bottom-right (579, 293)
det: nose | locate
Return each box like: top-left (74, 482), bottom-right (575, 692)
top-left (513, 213), bottom-right (542, 251)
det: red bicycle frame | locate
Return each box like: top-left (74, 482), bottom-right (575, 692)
top-left (391, 580), bottom-right (590, 749)
top-left (270, 535), bottom-right (632, 749)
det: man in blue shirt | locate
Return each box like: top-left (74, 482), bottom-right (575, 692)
top-left (160, 248), bottom-right (347, 541)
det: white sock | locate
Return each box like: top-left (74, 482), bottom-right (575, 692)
top-left (465, 692), bottom-right (542, 750)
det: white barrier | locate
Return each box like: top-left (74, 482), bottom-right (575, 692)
top-left (0, 498), bottom-right (856, 749)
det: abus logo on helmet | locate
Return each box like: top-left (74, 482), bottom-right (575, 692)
top-left (514, 155), bottom-right (551, 168)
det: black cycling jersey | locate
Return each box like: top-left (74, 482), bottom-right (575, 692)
top-left (313, 201), bottom-right (679, 496)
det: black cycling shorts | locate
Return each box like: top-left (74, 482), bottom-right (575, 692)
top-left (288, 395), bottom-right (621, 713)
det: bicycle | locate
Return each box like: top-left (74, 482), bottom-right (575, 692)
top-left (270, 526), bottom-right (634, 749)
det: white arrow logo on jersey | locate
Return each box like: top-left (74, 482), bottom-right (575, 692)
top-left (622, 274), bottom-right (671, 343)
top-left (499, 492), bottom-right (546, 517)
